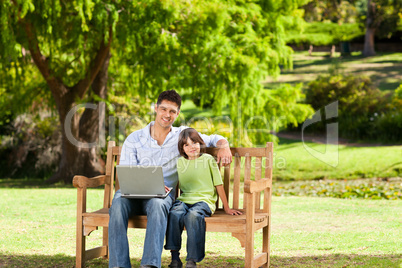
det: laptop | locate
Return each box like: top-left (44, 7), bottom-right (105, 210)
top-left (116, 165), bottom-right (172, 199)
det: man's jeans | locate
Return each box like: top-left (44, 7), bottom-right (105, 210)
top-left (165, 201), bottom-right (212, 262)
top-left (108, 190), bottom-right (173, 268)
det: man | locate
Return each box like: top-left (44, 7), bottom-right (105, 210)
top-left (108, 90), bottom-right (232, 268)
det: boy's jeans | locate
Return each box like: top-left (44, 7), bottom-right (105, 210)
top-left (108, 190), bottom-right (173, 268)
top-left (165, 200), bottom-right (212, 262)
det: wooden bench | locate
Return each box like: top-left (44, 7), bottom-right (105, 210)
top-left (73, 141), bottom-right (273, 268)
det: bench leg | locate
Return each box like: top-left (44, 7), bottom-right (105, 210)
top-left (245, 193), bottom-right (255, 267)
top-left (261, 225), bottom-right (270, 268)
top-left (76, 219), bottom-right (85, 268)
top-left (245, 231), bottom-right (254, 268)
top-left (103, 226), bottom-right (109, 259)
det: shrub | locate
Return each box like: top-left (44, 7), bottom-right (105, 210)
top-left (274, 178), bottom-right (402, 200)
top-left (392, 84), bottom-right (402, 110)
top-left (306, 74), bottom-right (387, 115)
top-left (372, 85), bottom-right (402, 141)
top-left (0, 113), bottom-right (61, 178)
top-left (304, 73), bottom-right (399, 142)
top-left (285, 22), bottom-right (363, 46)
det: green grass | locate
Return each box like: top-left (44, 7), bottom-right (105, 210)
top-left (264, 51), bottom-right (402, 91)
top-left (274, 138), bottom-right (402, 180)
top-left (0, 184), bottom-right (401, 267)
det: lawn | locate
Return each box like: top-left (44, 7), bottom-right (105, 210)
top-left (0, 185), bottom-right (401, 267)
top-left (264, 51), bottom-right (402, 92)
top-left (274, 138), bottom-right (402, 180)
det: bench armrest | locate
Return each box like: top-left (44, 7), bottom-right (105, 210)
top-left (73, 175), bottom-right (109, 188)
top-left (244, 178), bottom-right (271, 193)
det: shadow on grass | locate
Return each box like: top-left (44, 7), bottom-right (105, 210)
top-left (0, 178), bottom-right (108, 190)
top-left (270, 254), bottom-right (402, 268)
top-left (284, 63), bottom-right (402, 77)
top-left (0, 253), bottom-right (400, 267)
top-left (288, 58), bottom-right (402, 73)
top-left (0, 178), bottom-right (78, 189)
top-left (268, 53), bottom-right (402, 92)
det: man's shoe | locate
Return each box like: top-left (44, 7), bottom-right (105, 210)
top-left (169, 259), bottom-right (183, 268)
top-left (185, 260), bottom-right (197, 268)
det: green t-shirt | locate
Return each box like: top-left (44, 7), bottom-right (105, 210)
top-left (177, 153), bottom-right (223, 213)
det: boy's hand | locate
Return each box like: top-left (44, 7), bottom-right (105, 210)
top-left (225, 208), bottom-right (242, 216)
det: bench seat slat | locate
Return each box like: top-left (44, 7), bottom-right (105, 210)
top-left (81, 209), bottom-right (268, 232)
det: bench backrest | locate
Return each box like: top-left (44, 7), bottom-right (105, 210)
top-left (102, 141), bottom-right (273, 212)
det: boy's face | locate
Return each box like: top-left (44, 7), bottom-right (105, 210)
top-left (154, 100), bottom-right (180, 129)
top-left (183, 137), bottom-right (200, 160)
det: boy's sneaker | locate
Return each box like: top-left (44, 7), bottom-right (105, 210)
top-left (169, 260), bottom-right (183, 268)
top-left (185, 260), bottom-right (197, 268)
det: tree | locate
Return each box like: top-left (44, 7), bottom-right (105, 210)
top-left (289, 1), bottom-right (362, 56)
top-left (1, 1), bottom-right (114, 183)
top-left (361, 0), bottom-right (402, 56)
top-left (1, 0), bottom-right (312, 183)
top-left (302, 0), bottom-right (358, 23)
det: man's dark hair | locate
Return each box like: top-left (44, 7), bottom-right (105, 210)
top-left (157, 90), bottom-right (182, 110)
top-left (178, 128), bottom-right (206, 159)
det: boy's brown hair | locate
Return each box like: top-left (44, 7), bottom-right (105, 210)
top-left (178, 128), bottom-right (206, 159)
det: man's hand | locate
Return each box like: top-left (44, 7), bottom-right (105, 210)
top-left (165, 186), bottom-right (171, 193)
top-left (216, 139), bottom-right (232, 166)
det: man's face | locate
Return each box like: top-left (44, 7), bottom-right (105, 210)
top-left (154, 100), bottom-right (180, 129)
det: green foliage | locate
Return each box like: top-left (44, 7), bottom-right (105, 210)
top-left (302, 0), bottom-right (359, 23)
top-left (0, 62), bottom-right (51, 130)
top-left (108, 0), bottom-right (314, 146)
top-left (274, 178), bottom-right (402, 199)
top-left (304, 70), bottom-right (401, 141)
top-left (306, 73), bottom-right (384, 116)
top-left (373, 112), bottom-right (402, 141)
top-left (0, 113), bottom-right (60, 178)
top-left (286, 22), bottom-right (364, 46)
top-left (357, 0), bottom-right (402, 39)
top-left (1, 0), bottom-right (313, 149)
top-left (246, 84), bottom-right (314, 146)
top-left (392, 84), bottom-right (402, 109)
top-left (0, 0), bottom-right (116, 86)
top-left (181, 84), bottom-right (314, 146)
top-left (372, 87), bottom-right (402, 141)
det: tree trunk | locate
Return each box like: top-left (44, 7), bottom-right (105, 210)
top-left (22, 17), bottom-right (113, 184)
top-left (363, 28), bottom-right (376, 57)
top-left (47, 52), bottom-right (111, 184)
top-left (363, 0), bottom-right (376, 57)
